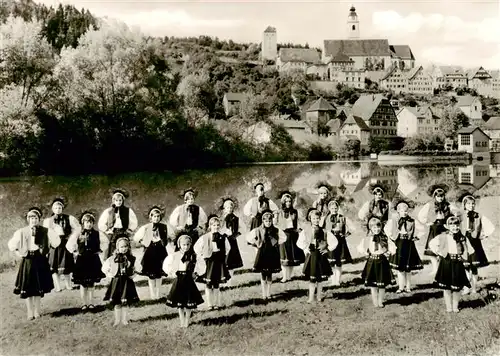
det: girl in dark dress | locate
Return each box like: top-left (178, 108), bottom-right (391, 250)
top-left (8, 207), bottom-right (60, 320)
top-left (457, 193), bottom-right (495, 295)
top-left (194, 215), bottom-right (231, 310)
top-left (66, 210), bottom-right (108, 309)
top-left (243, 182), bottom-right (278, 231)
top-left (358, 217), bottom-right (396, 308)
top-left (43, 197), bottom-right (81, 291)
top-left (386, 200), bottom-right (423, 293)
top-left (358, 183), bottom-right (390, 232)
top-left (417, 184), bottom-right (454, 276)
top-left (219, 196), bottom-right (244, 281)
top-left (275, 190), bottom-right (304, 282)
top-left (163, 235), bottom-right (204, 327)
top-left (297, 208), bottom-right (337, 303)
top-left (102, 237), bottom-right (139, 326)
top-left (312, 182), bottom-right (333, 228)
top-left (246, 210), bottom-right (287, 300)
top-left (133, 206), bottom-right (171, 300)
top-left (429, 216), bottom-right (474, 313)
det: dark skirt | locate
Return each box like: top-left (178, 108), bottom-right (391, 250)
top-left (424, 221), bottom-right (446, 256)
top-left (466, 234), bottom-right (489, 269)
top-left (389, 237), bottom-right (424, 272)
top-left (328, 235), bottom-right (352, 267)
top-left (280, 229), bottom-right (305, 267)
top-left (105, 230), bottom-right (130, 259)
top-left (302, 250), bottom-right (333, 282)
top-left (166, 271), bottom-right (204, 309)
top-left (140, 241), bottom-right (168, 279)
top-left (73, 252), bottom-right (105, 287)
top-left (361, 254), bottom-right (395, 288)
top-left (104, 276), bottom-right (140, 305)
top-left (253, 243), bottom-right (281, 274)
top-left (14, 251), bottom-right (54, 299)
top-left (250, 215), bottom-right (263, 231)
top-left (226, 235), bottom-right (244, 270)
top-left (48, 237), bottom-right (74, 274)
top-left (434, 254), bottom-right (471, 291)
top-left (200, 252), bottom-right (231, 288)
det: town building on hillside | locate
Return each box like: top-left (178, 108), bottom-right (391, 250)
top-left (273, 118), bottom-right (312, 143)
top-left (458, 164), bottom-right (491, 190)
top-left (336, 106), bottom-right (352, 121)
top-left (340, 163), bottom-right (371, 194)
top-left (455, 95), bottom-right (483, 126)
top-left (351, 94), bottom-right (398, 139)
top-left (406, 65), bottom-right (433, 94)
top-left (370, 165), bottom-right (399, 193)
top-left (380, 65), bottom-right (407, 93)
top-left (276, 48), bottom-right (321, 73)
top-left (396, 105), bottom-right (440, 138)
top-left (305, 97), bottom-right (336, 134)
top-left (483, 117), bottom-right (500, 151)
top-left (389, 45), bottom-right (416, 71)
top-left (223, 92), bottom-right (246, 117)
top-left (466, 66), bottom-right (493, 97)
top-left (261, 26), bottom-right (277, 61)
top-left (457, 127), bottom-right (490, 160)
top-left (431, 66), bottom-right (467, 89)
top-left (326, 118), bottom-right (343, 137)
top-left (488, 70), bottom-right (500, 99)
top-left (339, 113), bottom-right (370, 149)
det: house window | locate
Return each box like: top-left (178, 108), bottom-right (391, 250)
top-left (461, 173), bottom-right (471, 183)
top-left (352, 25), bottom-right (356, 30)
top-left (460, 134), bottom-right (471, 145)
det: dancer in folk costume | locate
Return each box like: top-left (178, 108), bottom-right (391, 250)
top-left (297, 208), bottom-right (337, 303)
top-left (417, 184), bottom-right (454, 276)
top-left (385, 200), bottom-right (424, 293)
top-left (429, 215), bottom-right (474, 313)
top-left (66, 210), bottom-right (108, 310)
top-left (169, 188), bottom-right (208, 248)
top-left (102, 238), bottom-right (139, 325)
top-left (358, 183), bottom-right (391, 232)
top-left (275, 190), bottom-right (305, 282)
top-left (8, 207), bottom-right (60, 320)
top-left (98, 189), bottom-right (138, 259)
top-left (324, 196), bottom-right (356, 287)
top-left (358, 217), bottom-right (396, 308)
top-left (43, 197), bottom-right (81, 291)
top-left (163, 235), bottom-right (204, 328)
top-left (194, 215), bottom-right (231, 310)
top-left (219, 196), bottom-right (245, 282)
top-left (247, 210), bottom-right (287, 300)
top-left (133, 206), bottom-right (172, 300)
top-left (312, 182), bottom-right (333, 228)
top-left (457, 192), bottom-right (495, 295)
top-left (243, 182), bottom-right (279, 231)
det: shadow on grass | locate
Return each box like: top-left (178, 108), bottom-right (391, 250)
top-left (384, 290), bottom-right (443, 306)
top-left (194, 308), bottom-right (289, 326)
top-left (331, 287), bottom-right (370, 300)
top-left (221, 279), bottom-right (262, 291)
top-left (233, 268), bottom-right (255, 276)
top-left (50, 304), bottom-right (109, 317)
top-left (135, 312), bottom-right (179, 323)
top-left (134, 297), bottom-right (168, 308)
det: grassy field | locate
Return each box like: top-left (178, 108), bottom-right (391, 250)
top-left (1, 198), bottom-right (499, 356)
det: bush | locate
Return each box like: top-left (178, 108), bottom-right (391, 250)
top-left (337, 139), bottom-right (361, 157)
top-left (402, 133), bottom-right (445, 152)
top-left (379, 150), bottom-right (468, 156)
top-left (369, 137), bottom-right (404, 153)
top-left (306, 143), bottom-right (336, 161)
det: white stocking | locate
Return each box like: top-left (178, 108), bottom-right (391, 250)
top-left (370, 287), bottom-right (378, 307)
top-left (26, 298), bottom-right (34, 320)
top-left (184, 309), bottom-right (192, 327)
top-left (317, 282), bottom-right (324, 301)
top-left (52, 273), bottom-right (61, 292)
top-left (33, 296), bottom-right (41, 318)
top-left (452, 291), bottom-right (460, 312)
top-left (308, 283), bottom-right (316, 303)
top-left (121, 306), bottom-right (129, 325)
top-left (148, 279), bottom-right (155, 299)
top-left (443, 290), bottom-right (452, 312)
top-left (378, 288), bottom-right (386, 307)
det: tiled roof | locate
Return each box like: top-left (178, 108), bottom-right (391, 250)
top-left (278, 48), bottom-right (321, 64)
top-left (306, 97), bottom-right (336, 112)
top-left (264, 26), bottom-right (276, 33)
top-left (326, 119), bottom-right (342, 132)
top-left (439, 66), bottom-right (465, 76)
top-left (323, 39), bottom-right (391, 57)
top-left (274, 119), bottom-right (308, 129)
top-left (351, 94), bottom-right (386, 121)
top-left (389, 45), bottom-right (415, 60)
top-left (342, 114), bottom-right (370, 131)
top-left (331, 52), bottom-right (354, 63)
top-left (484, 117), bottom-right (500, 130)
top-left (488, 70), bottom-right (500, 79)
top-left (407, 65), bottom-right (426, 80)
top-left (457, 126), bottom-right (490, 138)
top-left (224, 92), bottom-right (245, 101)
top-left (456, 95), bottom-right (478, 107)
top-left (380, 65), bottom-right (398, 81)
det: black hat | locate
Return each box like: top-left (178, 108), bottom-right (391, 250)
top-left (427, 184), bottom-right (448, 198)
top-left (79, 209), bottom-right (98, 223)
top-left (180, 188), bottom-right (197, 200)
top-left (218, 195), bottom-right (239, 211)
top-left (111, 188), bottom-right (130, 199)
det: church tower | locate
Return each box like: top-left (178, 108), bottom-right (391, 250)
top-left (347, 5), bottom-right (360, 39)
top-left (261, 26), bottom-right (277, 61)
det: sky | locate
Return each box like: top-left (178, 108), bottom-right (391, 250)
top-left (35, 0), bottom-right (500, 69)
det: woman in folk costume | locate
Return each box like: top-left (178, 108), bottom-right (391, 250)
top-left (429, 215), bottom-right (474, 313)
top-left (102, 237), bottom-right (139, 325)
top-left (385, 200), bottom-right (424, 294)
top-left (163, 235), bottom-right (204, 328)
top-left (275, 190), bottom-right (305, 283)
top-left (219, 196), bottom-right (245, 281)
top-left (457, 192), bottom-right (495, 295)
top-left (417, 184), bottom-right (453, 276)
top-left (297, 208), bottom-right (337, 303)
top-left (243, 182), bottom-right (279, 231)
top-left (324, 196), bottom-right (356, 287)
top-left (133, 206), bottom-right (172, 300)
top-left (8, 207), bottom-right (61, 320)
top-left (66, 210), bottom-right (108, 310)
top-left (357, 217), bottom-right (396, 308)
top-left (194, 215), bottom-right (231, 310)
top-left (311, 182), bottom-right (333, 228)
top-left (246, 210), bottom-right (287, 300)
top-left (169, 188), bottom-right (208, 248)
top-left (43, 197), bottom-right (81, 291)
top-left (358, 183), bottom-right (391, 232)
top-left (98, 188), bottom-right (138, 259)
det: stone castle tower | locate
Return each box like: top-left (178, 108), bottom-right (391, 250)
top-left (347, 5), bottom-right (360, 39)
top-left (261, 26), bottom-right (277, 61)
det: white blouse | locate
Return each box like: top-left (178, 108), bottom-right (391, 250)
top-left (97, 207), bottom-right (138, 233)
top-left (42, 215), bottom-right (81, 240)
top-left (242, 197), bottom-right (279, 217)
top-left (168, 205), bottom-right (208, 230)
top-left (297, 226), bottom-right (338, 253)
top-left (133, 222), bottom-right (174, 247)
top-left (8, 226), bottom-right (61, 257)
top-left (65, 230), bottom-right (109, 255)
